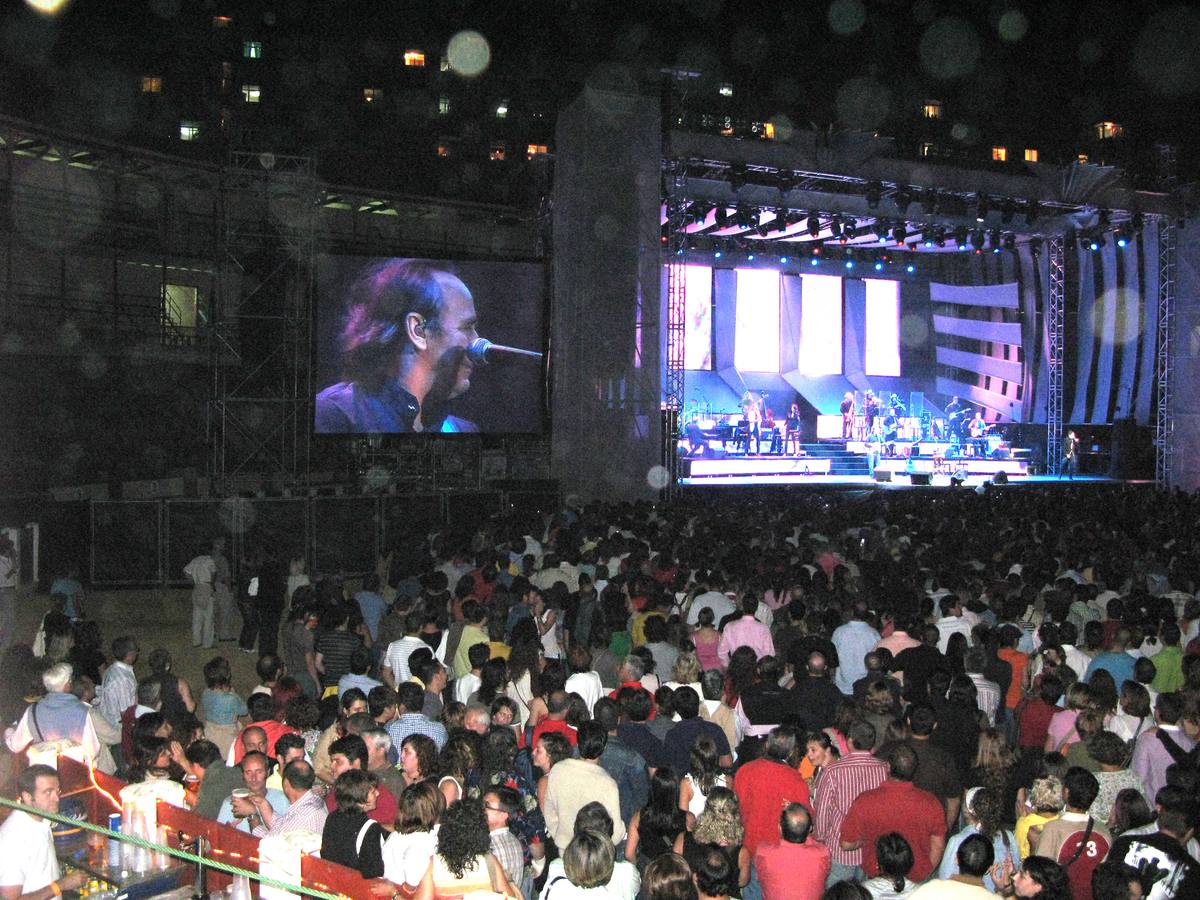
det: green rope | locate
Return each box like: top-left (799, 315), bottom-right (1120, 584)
top-left (0, 797), bottom-right (347, 899)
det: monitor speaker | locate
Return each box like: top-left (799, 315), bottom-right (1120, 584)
top-left (873, 469), bottom-right (892, 482)
top-left (909, 472), bottom-right (931, 485)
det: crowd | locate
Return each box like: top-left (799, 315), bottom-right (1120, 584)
top-left (2, 483), bottom-right (1200, 900)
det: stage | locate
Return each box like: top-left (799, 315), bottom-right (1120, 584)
top-left (678, 471), bottom-right (1127, 488)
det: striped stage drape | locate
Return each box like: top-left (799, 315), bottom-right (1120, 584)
top-left (928, 233), bottom-right (1159, 425)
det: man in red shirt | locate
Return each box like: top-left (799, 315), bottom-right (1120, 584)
top-left (1017, 674), bottom-right (1063, 751)
top-left (839, 744), bottom-right (946, 882)
top-left (231, 692), bottom-right (299, 764)
top-left (530, 690), bottom-right (577, 747)
top-left (754, 803), bottom-right (830, 900)
top-left (732, 725), bottom-right (811, 857)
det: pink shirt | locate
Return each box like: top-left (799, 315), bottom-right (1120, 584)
top-left (718, 616), bottom-right (776, 667)
top-left (875, 630), bottom-right (920, 657)
top-left (1046, 709), bottom-right (1080, 751)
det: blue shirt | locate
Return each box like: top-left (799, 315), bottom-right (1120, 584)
top-left (355, 591), bottom-right (387, 641)
top-left (831, 620), bottom-right (882, 695)
top-left (50, 578), bottom-right (83, 618)
top-left (201, 689), bottom-right (248, 726)
top-left (216, 788), bottom-right (290, 833)
top-left (938, 826), bottom-right (1018, 890)
top-left (1085, 651), bottom-right (1137, 691)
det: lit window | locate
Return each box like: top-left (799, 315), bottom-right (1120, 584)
top-left (495, 101), bottom-right (509, 119)
top-left (1024, 148), bottom-right (1039, 162)
top-left (718, 83), bottom-right (733, 97)
top-left (438, 96), bottom-right (450, 115)
top-left (141, 75), bottom-right (162, 94)
top-left (436, 141), bottom-right (453, 158)
top-left (363, 88), bottom-right (383, 104)
top-left (243, 41), bottom-right (262, 59)
top-left (1077, 153), bottom-right (1090, 164)
top-left (489, 142), bottom-right (507, 161)
top-left (162, 284), bottom-right (199, 329)
top-left (922, 100), bottom-right (943, 119)
top-left (179, 121), bottom-right (200, 141)
top-left (404, 50), bottom-right (426, 67)
top-left (526, 143), bottom-right (548, 159)
top-left (212, 15), bottom-right (231, 27)
top-left (919, 142), bottom-right (934, 158)
top-left (1094, 121), bottom-right (1124, 140)
top-left (241, 84), bottom-right (261, 103)
top-left (991, 146), bottom-right (1007, 162)
top-left (763, 122), bottom-right (776, 140)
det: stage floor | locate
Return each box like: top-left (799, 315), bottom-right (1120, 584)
top-left (678, 473), bottom-right (1133, 488)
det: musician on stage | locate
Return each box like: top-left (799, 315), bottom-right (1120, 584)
top-left (945, 395), bottom-right (966, 438)
top-left (1063, 430), bottom-right (1080, 480)
top-left (967, 410), bottom-right (988, 457)
top-left (840, 392), bottom-right (856, 440)
top-left (785, 402), bottom-right (803, 454)
top-left (739, 389), bottom-right (763, 454)
top-left (863, 390), bottom-right (880, 434)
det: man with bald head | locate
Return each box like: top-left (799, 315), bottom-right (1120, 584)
top-left (754, 803), bottom-right (831, 900)
top-left (786, 651), bottom-right (843, 730)
top-left (315, 259), bottom-right (481, 433)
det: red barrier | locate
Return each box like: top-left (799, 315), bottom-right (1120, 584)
top-left (55, 757), bottom-right (375, 899)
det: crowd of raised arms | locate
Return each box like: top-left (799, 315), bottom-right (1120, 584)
top-left (4, 484), bottom-right (1200, 900)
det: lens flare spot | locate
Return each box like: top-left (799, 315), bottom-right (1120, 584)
top-left (447, 30), bottom-right (491, 78)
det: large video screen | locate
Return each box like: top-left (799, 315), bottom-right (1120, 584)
top-left (314, 256), bottom-right (546, 434)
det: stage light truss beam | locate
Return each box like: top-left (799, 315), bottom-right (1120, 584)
top-left (1046, 236), bottom-right (1065, 475)
top-left (664, 163), bottom-right (690, 498)
top-left (1155, 218), bottom-right (1176, 488)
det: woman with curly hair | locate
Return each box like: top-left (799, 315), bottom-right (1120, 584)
top-left (400, 734), bottom-right (439, 788)
top-left (438, 731), bottom-right (478, 806)
top-left (665, 651), bottom-right (703, 696)
top-left (465, 726), bottom-right (547, 870)
top-left (678, 736), bottom-right (726, 819)
top-left (282, 694), bottom-right (322, 756)
top-left (625, 766), bottom-right (689, 868)
top-left (936, 787), bottom-right (1017, 890)
top-left (672, 787), bottom-right (750, 893)
top-left (411, 796), bottom-right (520, 898)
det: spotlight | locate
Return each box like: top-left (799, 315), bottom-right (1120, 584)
top-left (1117, 220), bottom-right (1136, 247)
top-left (975, 192), bottom-right (991, 222)
top-left (971, 229), bottom-right (986, 251)
top-left (715, 207), bottom-right (729, 228)
top-left (894, 187), bottom-right (912, 215)
top-left (748, 252), bottom-right (756, 260)
top-left (892, 224), bottom-right (907, 245)
top-left (1090, 232), bottom-right (1105, 251)
top-left (988, 228), bottom-right (1002, 250)
top-left (906, 264), bottom-right (916, 273)
top-left (830, 217), bottom-right (844, 240)
top-left (756, 222), bottom-right (770, 237)
top-left (1097, 209), bottom-right (1111, 228)
top-left (1023, 200), bottom-right (1040, 226)
top-left (933, 225), bottom-right (947, 248)
top-left (775, 209), bottom-right (791, 233)
top-left (810, 258), bottom-right (820, 267)
top-left (874, 261), bottom-right (884, 271)
top-left (807, 213), bottom-right (821, 237)
top-left (845, 259), bottom-right (855, 269)
top-left (780, 256), bottom-right (789, 263)
top-left (777, 169), bottom-right (796, 195)
top-left (865, 182), bottom-right (882, 209)
top-left (844, 221), bottom-right (859, 241)
top-left (954, 225), bottom-right (970, 247)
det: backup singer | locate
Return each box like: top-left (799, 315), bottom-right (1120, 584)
top-left (740, 390), bottom-right (763, 454)
top-left (840, 392), bottom-right (855, 440)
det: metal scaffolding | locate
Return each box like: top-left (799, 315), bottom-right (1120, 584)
top-left (1046, 235), bottom-right (1066, 475)
top-left (663, 160), bottom-right (689, 495)
top-left (1155, 218), bottom-right (1176, 488)
top-left (208, 151), bottom-right (318, 491)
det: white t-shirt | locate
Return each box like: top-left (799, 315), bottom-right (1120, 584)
top-left (0, 809), bottom-right (60, 894)
top-left (384, 636), bottom-right (429, 683)
top-left (538, 858), bottom-right (640, 900)
top-left (455, 672), bottom-right (482, 705)
top-left (383, 828), bottom-right (437, 888)
top-left (564, 671), bottom-right (604, 714)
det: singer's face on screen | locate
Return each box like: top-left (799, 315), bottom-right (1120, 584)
top-left (425, 280), bottom-right (479, 401)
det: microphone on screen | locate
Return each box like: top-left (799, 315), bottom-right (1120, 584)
top-left (467, 337), bottom-right (544, 365)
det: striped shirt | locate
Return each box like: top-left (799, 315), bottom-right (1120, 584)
top-left (254, 789), bottom-right (328, 837)
top-left (386, 712), bottom-right (449, 752)
top-left (968, 673), bottom-right (1001, 725)
top-left (489, 827), bottom-right (525, 888)
top-left (812, 751), bottom-right (889, 866)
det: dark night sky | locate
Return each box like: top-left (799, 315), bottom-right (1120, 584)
top-left (2, 0), bottom-right (1198, 183)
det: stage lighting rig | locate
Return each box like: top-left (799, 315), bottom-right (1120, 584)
top-left (932, 225), bottom-right (947, 247)
top-left (893, 186), bottom-right (912, 215)
top-left (1023, 199), bottom-right (1040, 226)
top-left (954, 225), bottom-right (970, 247)
top-left (728, 163), bottom-right (748, 192)
top-left (777, 170), bottom-right (797, 196)
top-left (988, 228), bottom-right (1002, 250)
top-left (806, 213), bottom-right (821, 237)
top-left (865, 181), bottom-right (883, 209)
top-left (891, 223), bottom-right (907, 245)
top-left (830, 217), bottom-right (845, 241)
top-left (970, 228), bottom-right (986, 252)
top-left (920, 187), bottom-right (940, 214)
top-left (1000, 199), bottom-right (1016, 225)
top-left (715, 207), bottom-right (729, 228)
